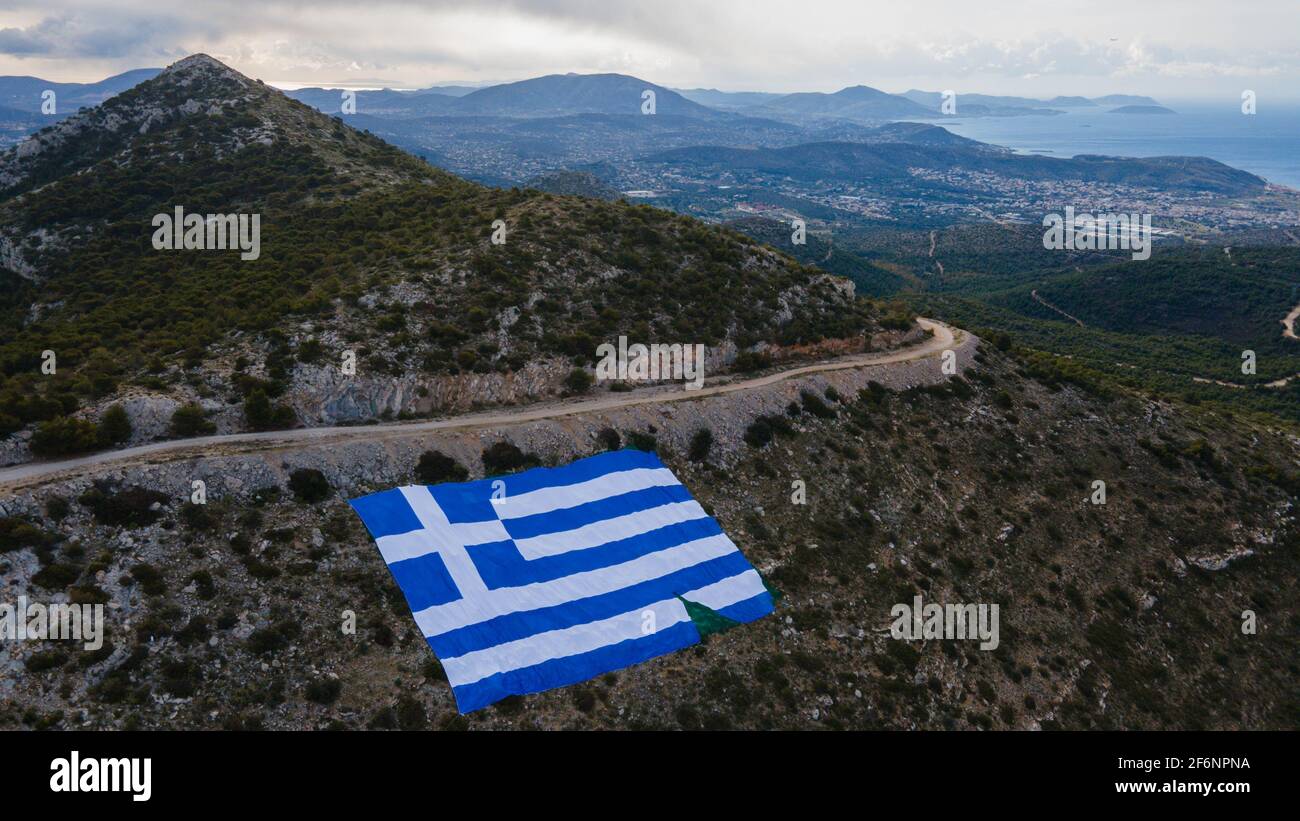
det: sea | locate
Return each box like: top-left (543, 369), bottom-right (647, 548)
top-left (909, 102), bottom-right (1300, 190)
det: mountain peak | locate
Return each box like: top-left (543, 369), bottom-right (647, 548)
top-left (158, 53), bottom-right (250, 85)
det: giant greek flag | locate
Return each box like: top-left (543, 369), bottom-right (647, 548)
top-left (350, 449), bottom-right (774, 713)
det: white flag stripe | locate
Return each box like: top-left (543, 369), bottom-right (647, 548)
top-left (681, 569), bottom-right (768, 613)
top-left (492, 467), bottom-right (680, 520)
top-left (512, 500), bottom-right (708, 559)
top-left (413, 533), bottom-right (741, 636)
top-left (452, 519), bottom-right (510, 546)
top-left (399, 486), bottom-right (488, 597)
top-left (442, 599), bottom-right (690, 687)
top-left (375, 529), bottom-right (438, 565)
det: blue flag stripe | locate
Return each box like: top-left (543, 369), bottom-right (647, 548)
top-left (449, 620), bottom-right (701, 713)
top-left (716, 590), bottom-right (776, 623)
top-left (429, 449), bottom-right (665, 523)
top-left (387, 551), bottom-right (463, 611)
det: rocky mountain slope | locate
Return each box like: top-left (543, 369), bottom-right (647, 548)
top-left (1, 337), bottom-right (1295, 730)
top-left (0, 55), bottom-right (906, 465)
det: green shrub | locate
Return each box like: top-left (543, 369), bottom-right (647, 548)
top-left (744, 415), bottom-right (794, 448)
top-left (800, 390), bottom-right (836, 419)
top-left (415, 450), bottom-right (469, 484)
top-left (0, 517), bottom-right (57, 553)
top-left (688, 428), bottom-right (713, 462)
top-left (170, 402), bottom-right (216, 437)
top-left (244, 389), bottom-right (295, 431)
top-left (288, 468), bottom-right (331, 503)
top-left (305, 678), bottom-right (343, 705)
top-left (482, 441), bottom-right (539, 475)
top-left (596, 427), bottom-right (621, 451)
top-left (99, 404), bottom-right (132, 445)
top-left (78, 486), bottom-right (169, 527)
top-left (129, 562), bottom-right (167, 596)
top-left (564, 368), bottom-right (594, 395)
top-left (31, 416), bottom-right (102, 457)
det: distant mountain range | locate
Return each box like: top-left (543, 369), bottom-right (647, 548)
top-left (647, 139), bottom-right (1264, 195)
top-left (0, 63), bottom-right (1169, 129)
top-left (289, 73), bottom-right (723, 119)
top-left (899, 90), bottom-right (1162, 117)
top-left (0, 68), bottom-right (161, 113)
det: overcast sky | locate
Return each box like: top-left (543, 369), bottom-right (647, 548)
top-left (2, 1), bottom-right (1298, 100)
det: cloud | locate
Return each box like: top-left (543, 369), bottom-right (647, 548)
top-left (0, 1), bottom-right (1296, 98)
top-left (0, 12), bottom-right (193, 60)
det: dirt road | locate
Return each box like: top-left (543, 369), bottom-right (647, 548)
top-left (0, 319), bottom-right (959, 490)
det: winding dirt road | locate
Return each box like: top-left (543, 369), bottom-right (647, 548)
top-left (1283, 301), bottom-right (1300, 341)
top-left (0, 319), bottom-right (960, 491)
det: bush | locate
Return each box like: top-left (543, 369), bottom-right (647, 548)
top-left (0, 517), bottom-right (57, 553)
top-left (596, 427), bottom-right (621, 451)
top-left (482, 441), bottom-right (539, 475)
top-left (99, 404), bottom-right (132, 445)
top-left (305, 678), bottom-right (343, 705)
top-left (734, 351), bottom-right (771, 373)
top-left (800, 390), bottom-right (836, 419)
top-left (32, 562), bottom-right (81, 590)
top-left (415, 450), bottom-right (468, 484)
top-left (288, 468), bottom-right (331, 503)
top-left (395, 695), bottom-right (427, 730)
top-left (31, 416), bottom-right (102, 457)
top-left (244, 389), bottom-right (295, 431)
top-left (627, 431), bottom-right (657, 453)
top-left (170, 403), bottom-right (216, 437)
top-left (78, 486), bottom-right (168, 527)
top-left (180, 501), bottom-right (216, 530)
top-left (297, 338), bottom-right (324, 363)
top-left (130, 562), bottom-right (167, 596)
top-left (564, 368), bottom-right (594, 395)
top-left (44, 496), bottom-right (70, 521)
top-left (688, 428), bottom-right (713, 462)
top-left (743, 415), bottom-right (793, 448)
top-left (25, 651), bottom-right (67, 672)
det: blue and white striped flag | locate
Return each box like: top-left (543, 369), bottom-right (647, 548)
top-left (349, 449), bottom-right (774, 713)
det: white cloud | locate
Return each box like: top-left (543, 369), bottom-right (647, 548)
top-left (0, 0), bottom-right (1296, 99)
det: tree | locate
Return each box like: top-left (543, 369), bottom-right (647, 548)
top-left (99, 404), bottom-right (132, 446)
top-left (244, 389), bottom-right (294, 431)
top-left (415, 450), bottom-right (469, 485)
top-left (482, 441), bottom-right (539, 475)
top-left (170, 402), bottom-right (216, 437)
top-left (688, 428), bottom-right (713, 462)
top-left (564, 368), bottom-right (594, 395)
top-left (31, 416), bottom-right (102, 457)
top-left (288, 468), bottom-right (331, 503)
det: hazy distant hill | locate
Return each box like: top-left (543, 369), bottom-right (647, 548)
top-left (287, 72), bottom-right (726, 120)
top-left (649, 140), bottom-right (1265, 194)
top-left (1109, 104), bottom-right (1177, 115)
top-left (285, 86), bottom-right (460, 118)
top-left (0, 68), bottom-right (161, 113)
top-left (674, 87), bottom-right (785, 109)
top-left (452, 73), bottom-right (722, 118)
top-left (743, 85), bottom-right (937, 123)
top-left (902, 89), bottom-right (1161, 115)
top-left (1092, 94), bottom-right (1160, 106)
